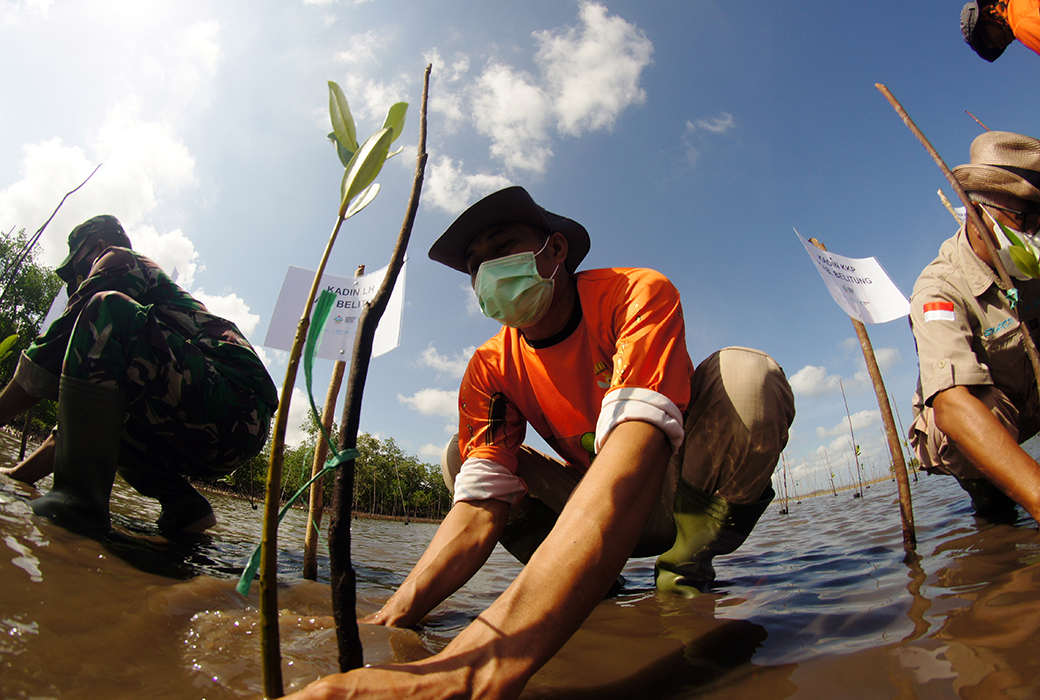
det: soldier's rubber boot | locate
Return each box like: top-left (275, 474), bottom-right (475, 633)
top-left (116, 450), bottom-right (216, 535)
top-left (30, 377), bottom-right (126, 534)
top-left (655, 480), bottom-right (774, 597)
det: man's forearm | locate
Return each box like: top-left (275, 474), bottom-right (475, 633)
top-left (934, 385), bottom-right (1040, 520)
top-left (438, 420), bottom-right (671, 694)
top-left (292, 420), bottom-right (672, 700)
top-left (364, 498), bottom-right (510, 628)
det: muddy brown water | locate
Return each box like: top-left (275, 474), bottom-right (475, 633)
top-left (3, 429), bottom-right (1040, 699)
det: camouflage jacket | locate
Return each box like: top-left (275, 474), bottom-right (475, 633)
top-left (19, 247), bottom-right (277, 410)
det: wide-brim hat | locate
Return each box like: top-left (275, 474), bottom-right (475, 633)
top-left (952, 131), bottom-right (1040, 209)
top-left (961, 1), bottom-right (1008, 62)
top-left (429, 186), bottom-right (590, 274)
top-left (55, 214), bottom-right (125, 281)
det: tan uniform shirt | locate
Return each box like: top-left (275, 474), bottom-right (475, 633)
top-left (910, 227), bottom-right (1040, 419)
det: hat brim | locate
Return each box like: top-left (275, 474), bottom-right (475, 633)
top-left (953, 163), bottom-right (1040, 208)
top-left (429, 186), bottom-right (590, 274)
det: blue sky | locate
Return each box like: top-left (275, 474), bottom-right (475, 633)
top-left (2, 0), bottom-right (1037, 493)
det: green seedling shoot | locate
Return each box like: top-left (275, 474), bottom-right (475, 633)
top-left (997, 219), bottom-right (1040, 280)
top-left (254, 81), bottom-right (407, 699)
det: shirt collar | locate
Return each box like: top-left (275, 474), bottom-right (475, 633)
top-left (954, 224), bottom-right (1006, 297)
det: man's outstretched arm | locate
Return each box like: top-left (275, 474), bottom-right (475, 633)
top-left (933, 385), bottom-right (1040, 521)
top-left (361, 497), bottom-right (510, 628)
top-left (286, 419), bottom-right (672, 700)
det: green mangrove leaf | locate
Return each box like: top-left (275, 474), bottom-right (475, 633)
top-left (1010, 246), bottom-right (1040, 279)
top-left (344, 183), bottom-right (380, 220)
top-left (328, 131), bottom-right (355, 169)
top-left (328, 81), bottom-right (359, 153)
top-left (998, 220), bottom-right (1040, 278)
top-left (999, 220), bottom-right (1027, 249)
top-left (339, 127), bottom-right (393, 218)
top-left (382, 102), bottom-right (408, 144)
top-left (0, 334), bottom-right (17, 362)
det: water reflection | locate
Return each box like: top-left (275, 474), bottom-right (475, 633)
top-left (3, 429), bottom-right (1040, 698)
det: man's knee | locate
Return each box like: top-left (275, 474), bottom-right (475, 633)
top-left (681, 347), bottom-right (793, 502)
top-left (441, 434), bottom-right (461, 496)
top-left (713, 347), bottom-right (795, 432)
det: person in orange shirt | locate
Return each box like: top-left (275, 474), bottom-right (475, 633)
top-left (962, 0), bottom-right (1040, 61)
top-left (287, 186), bottom-right (795, 700)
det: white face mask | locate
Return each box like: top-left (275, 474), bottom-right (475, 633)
top-left (987, 208), bottom-right (1040, 280)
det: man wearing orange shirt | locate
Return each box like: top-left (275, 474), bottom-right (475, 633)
top-left (962, 0), bottom-right (1040, 61)
top-left (289, 186), bottom-right (794, 699)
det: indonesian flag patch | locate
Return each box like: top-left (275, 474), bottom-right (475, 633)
top-left (923, 301), bottom-right (955, 322)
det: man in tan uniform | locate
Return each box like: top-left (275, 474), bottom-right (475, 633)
top-left (910, 131), bottom-right (1040, 522)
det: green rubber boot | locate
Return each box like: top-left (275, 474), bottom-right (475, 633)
top-left (954, 476), bottom-right (1017, 521)
top-left (655, 480), bottom-right (774, 597)
top-left (30, 377), bottom-right (126, 534)
top-left (116, 451), bottom-right (216, 535)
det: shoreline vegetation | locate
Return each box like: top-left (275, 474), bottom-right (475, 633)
top-left (1, 424), bottom-right (453, 523)
top-left (2, 424), bottom-right (915, 524)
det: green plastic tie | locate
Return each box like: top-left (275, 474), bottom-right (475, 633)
top-left (1007, 287), bottom-right (1020, 310)
top-left (236, 289), bottom-right (359, 596)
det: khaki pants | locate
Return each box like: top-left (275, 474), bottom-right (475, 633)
top-left (910, 384), bottom-right (1040, 480)
top-left (442, 347), bottom-right (795, 559)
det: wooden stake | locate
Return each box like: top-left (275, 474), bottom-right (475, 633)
top-left (812, 237), bottom-right (917, 545)
top-left (301, 264), bottom-right (363, 581)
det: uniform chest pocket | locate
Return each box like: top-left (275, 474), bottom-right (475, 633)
top-left (978, 321), bottom-right (1024, 375)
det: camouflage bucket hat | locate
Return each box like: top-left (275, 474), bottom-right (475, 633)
top-left (55, 215), bottom-right (125, 282)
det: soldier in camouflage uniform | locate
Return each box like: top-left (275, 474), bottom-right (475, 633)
top-left (0, 215), bottom-right (277, 534)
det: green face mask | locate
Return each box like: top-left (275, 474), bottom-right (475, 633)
top-left (474, 239), bottom-right (559, 328)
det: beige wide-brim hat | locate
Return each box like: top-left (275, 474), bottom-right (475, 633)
top-left (952, 131), bottom-right (1040, 208)
top-left (429, 186), bottom-right (590, 274)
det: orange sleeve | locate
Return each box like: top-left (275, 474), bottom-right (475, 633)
top-left (1009, 0), bottom-right (1040, 55)
top-left (604, 269), bottom-right (692, 411)
top-left (457, 340), bottom-right (527, 474)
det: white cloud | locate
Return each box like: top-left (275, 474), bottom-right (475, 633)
top-left (816, 410), bottom-right (880, 440)
top-left (872, 347), bottom-right (902, 373)
top-left (681, 113), bottom-right (735, 167)
top-left (423, 156), bottom-right (512, 215)
top-left (168, 21), bottom-right (224, 110)
top-left (0, 0), bottom-right (51, 24)
top-left (334, 73), bottom-right (409, 125)
top-left (534, 1), bottom-right (653, 136)
top-left (462, 281), bottom-right (483, 317)
top-left (420, 442), bottom-right (445, 458)
top-left (398, 387), bottom-right (458, 417)
top-left (789, 365), bottom-right (841, 397)
top-left (471, 62), bottom-right (553, 172)
top-left (689, 113), bottom-right (735, 135)
top-left (424, 49), bottom-right (470, 134)
top-left (334, 30), bottom-right (386, 66)
top-left (131, 225), bottom-right (200, 288)
top-left (283, 387), bottom-right (311, 448)
top-left (192, 289), bottom-right (261, 338)
top-left (419, 343), bottom-right (476, 378)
